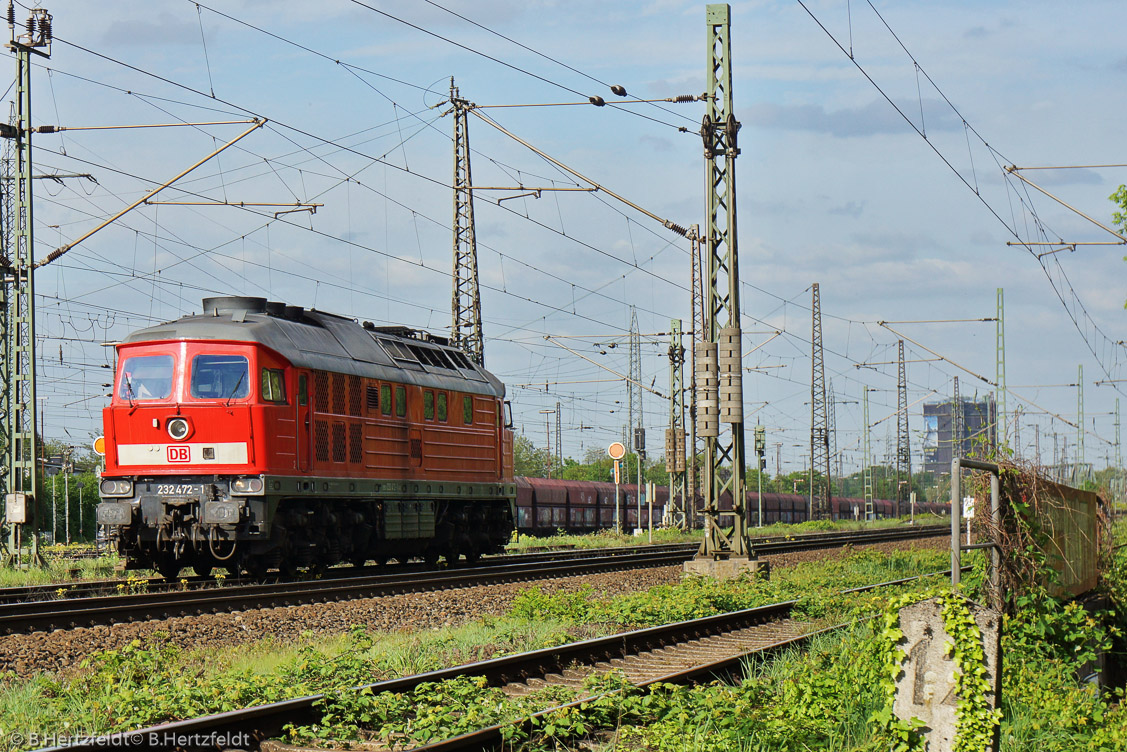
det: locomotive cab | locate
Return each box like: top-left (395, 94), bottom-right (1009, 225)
top-left (98, 339), bottom-right (285, 577)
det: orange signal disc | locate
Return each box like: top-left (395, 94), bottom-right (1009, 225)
top-left (92, 436), bottom-right (106, 456)
top-left (607, 441), bottom-right (626, 460)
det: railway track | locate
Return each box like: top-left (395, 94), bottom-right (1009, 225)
top-left (1, 524), bottom-right (947, 635)
top-left (0, 523), bottom-right (947, 606)
top-left (0, 542), bottom-right (694, 606)
top-left (40, 568), bottom-right (955, 752)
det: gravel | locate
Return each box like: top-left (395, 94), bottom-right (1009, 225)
top-left (0, 534), bottom-right (948, 678)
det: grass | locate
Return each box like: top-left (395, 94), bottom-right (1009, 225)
top-left (0, 616), bottom-right (601, 749)
top-left (506, 513), bottom-right (949, 552)
top-left (0, 546), bottom-right (950, 749)
top-left (0, 553), bottom-right (129, 588)
top-left (508, 546), bottom-right (957, 630)
top-left (0, 527), bottom-right (956, 751)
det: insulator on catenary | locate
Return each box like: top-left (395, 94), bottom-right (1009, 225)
top-left (7, 4), bottom-right (14, 28)
top-left (25, 15), bottom-right (33, 37)
top-left (589, 96), bottom-right (605, 107)
top-left (664, 220), bottom-right (688, 237)
top-left (610, 84), bottom-right (627, 97)
top-left (671, 94), bottom-right (696, 103)
top-left (41, 18), bottom-right (50, 42)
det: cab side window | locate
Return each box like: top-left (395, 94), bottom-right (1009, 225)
top-left (395, 385), bottom-right (406, 417)
top-left (462, 395), bottom-right (473, 424)
top-left (380, 384), bottom-right (392, 415)
top-left (423, 390), bottom-right (435, 420)
top-left (260, 368), bottom-right (287, 403)
top-left (437, 392), bottom-right (447, 422)
top-left (190, 354), bottom-right (249, 400)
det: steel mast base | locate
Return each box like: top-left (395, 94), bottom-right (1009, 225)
top-left (683, 555), bottom-right (769, 580)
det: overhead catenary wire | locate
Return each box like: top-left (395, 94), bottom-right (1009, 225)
top-left (794, 0), bottom-right (1125, 397)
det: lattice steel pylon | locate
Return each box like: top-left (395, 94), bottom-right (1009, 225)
top-left (554, 401), bottom-right (562, 470)
top-left (5, 9), bottom-right (51, 566)
top-left (996, 288), bottom-right (1006, 445)
top-left (810, 283), bottom-right (830, 519)
top-left (628, 307), bottom-right (643, 455)
top-left (862, 386), bottom-right (873, 520)
top-left (449, 79), bottom-right (484, 367)
top-left (1077, 364), bottom-right (1085, 479)
top-left (1116, 398), bottom-right (1121, 471)
top-left (896, 340), bottom-right (910, 517)
top-left (688, 226), bottom-right (703, 524)
top-left (666, 319), bottom-right (686, 527)
top-left (0, 104), bottom-right (12, 512)
top-left (695, 4), bottom-right (754, 561)
top-left (828, 379), bottom-right (839, 483)
top-left (952, 376), bottom-right (962, 461)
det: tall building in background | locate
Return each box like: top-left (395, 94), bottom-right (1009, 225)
top-left (923, 396), bottom-right (997, 475)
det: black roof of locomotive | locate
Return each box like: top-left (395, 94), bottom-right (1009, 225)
top-left (121, 298), bottom-right (505, 397)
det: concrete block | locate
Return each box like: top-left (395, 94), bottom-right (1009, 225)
top-left (892, 596), bottom-right (1001, 752)
top-left (682, 556), bottom-right (770, 580)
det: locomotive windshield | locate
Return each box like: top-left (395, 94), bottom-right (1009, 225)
top-left (119, 354), bottom-right (174, 401)
top-left (190, 354), bottom-right (250, 400)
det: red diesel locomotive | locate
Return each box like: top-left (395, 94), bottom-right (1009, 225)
top-left (96, 297), bottom-right (516, 578)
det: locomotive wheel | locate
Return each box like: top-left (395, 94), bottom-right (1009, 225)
top-left (442, 548), bottom-right (460, 567)
top-left (423, 551), bottom-right (440, 568)
top-left (462, 547), bottom-right (480, 566)
top-left (192, 565), bottom-right (214, 578)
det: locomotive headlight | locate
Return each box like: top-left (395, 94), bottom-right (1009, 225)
top-left (231, 476), bottom-right (264, 495)
top-left (167, 417), bottom-right (192, 441)
top-left (99, 479), bottom-right (134, 497)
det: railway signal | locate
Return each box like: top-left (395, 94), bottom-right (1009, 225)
top-left (608, 441), bottom-right (625, 532)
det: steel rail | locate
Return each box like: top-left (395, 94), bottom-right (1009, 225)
top-left (0, 542), bottom-right (696, 605)
top-left (38, 567), bottom-right (958, 752)
top-left (0, 549), bottom-right (687, 634)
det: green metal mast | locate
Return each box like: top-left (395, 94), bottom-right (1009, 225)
top-left (1077, 364), bottom-right (1085, 480)
top-left (0, 107), bottom-right (10, 515)
top-left (1116, 398), bottom-right (1121, 471)
top-left (695, 3), bottom-right (753, 561)
top-left (996, 288), bottom-right (1006, 445)
top-left (863, 386), bottom-right (873, 520)
top-left (953, 376), bottom-right (962, 461)
top-left (4, 6), bottom-right (50, 565)
top-left (667, 319), bottom-right (686, 527)
top-left (895, 339), bottom-right (910, 516)
top-left (810, 282), bottom-right (830, 519)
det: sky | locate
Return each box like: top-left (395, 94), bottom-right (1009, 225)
top-left (13, 0), bottom-right (1127, 478)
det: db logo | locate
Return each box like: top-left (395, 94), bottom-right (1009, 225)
top-left (167, 445), bottom-right (190, 463)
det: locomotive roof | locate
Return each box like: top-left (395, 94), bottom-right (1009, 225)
top-left (121, 304), bottom-right (505, 397)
